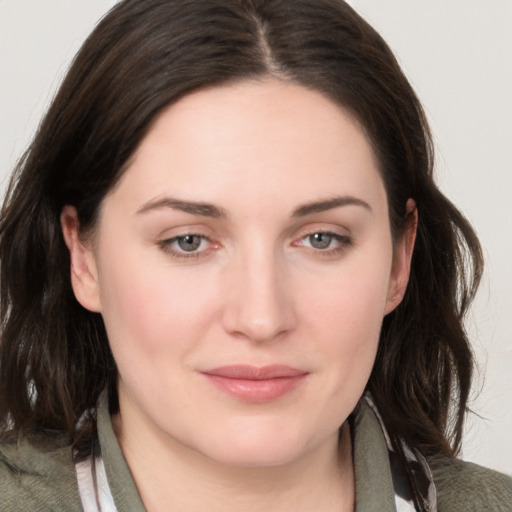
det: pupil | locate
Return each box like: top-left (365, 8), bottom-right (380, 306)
top-left (310, 233), bottom-right (331, 249)
top-left (178, 235), bottom-right (201, 252)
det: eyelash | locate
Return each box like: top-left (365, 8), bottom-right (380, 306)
top-left (158, 234), bottom-right (215, 260)
top-left (157, 230), bottom-right (352, 260)
top-left (294, 230), bottom-right (352, 257)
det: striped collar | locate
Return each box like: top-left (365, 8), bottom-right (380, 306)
top-left (76, 393), bottom-right (437, 511)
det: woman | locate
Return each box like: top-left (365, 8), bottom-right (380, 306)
top-left (0, 0), bottom-right (510, 510)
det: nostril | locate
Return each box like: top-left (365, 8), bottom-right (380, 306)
top-left (220, 280), bottom-right (296, 343)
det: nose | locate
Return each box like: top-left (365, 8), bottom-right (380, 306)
top-left (221, 247), bottom-right (297, 343)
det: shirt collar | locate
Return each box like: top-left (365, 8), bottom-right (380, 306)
top-left (86, 392), bottom-right (435, 511)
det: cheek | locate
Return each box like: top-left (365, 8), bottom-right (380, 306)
top-left (315, 286), bottom-right (382, 386)
top-left (96, 248), bottom-right (220, 364)
top-left (299, 252), bottom-right (392, 391)
top-left (303, 256), bottom-right (391, 342)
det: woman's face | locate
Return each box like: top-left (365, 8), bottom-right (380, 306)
top-left (64, 80), bottom-right (413, 468)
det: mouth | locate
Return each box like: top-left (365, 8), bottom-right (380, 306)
top-left (200, 365), bottom-right (309, 403)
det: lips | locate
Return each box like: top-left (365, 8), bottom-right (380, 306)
top-left (201, 365), bottom-right (308, 403)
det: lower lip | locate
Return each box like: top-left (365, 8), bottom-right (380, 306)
top-left (202, 374), bottom-right (307, 403)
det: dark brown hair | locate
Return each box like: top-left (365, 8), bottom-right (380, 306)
top-left (0, 0), bottom-right (482, 507)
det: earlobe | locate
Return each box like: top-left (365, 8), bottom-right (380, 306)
top-left (60, 206), bottom-right (102, 313)
top-left (385, 199), bottom-right (418, 315)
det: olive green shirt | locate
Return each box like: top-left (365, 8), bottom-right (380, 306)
top-left (1, 398), bottom-right (511, 511)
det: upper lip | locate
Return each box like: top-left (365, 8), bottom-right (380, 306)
top-left (202, 365), bottom-right (307, 380)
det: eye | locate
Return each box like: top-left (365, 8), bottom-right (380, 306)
top-left (175, 234), bottom-right (203, 252)
top-left (292, 229), bottom-right (352, 258)
top-left (301, 232), bottom-right (350, 250)
top-left (158, 233), bottom-right (214, 259)
top-left (306, 232), bottom-right (336, 250)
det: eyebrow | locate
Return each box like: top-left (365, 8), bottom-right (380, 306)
top-left (136, 194), bottom-right (371, 219)
top-left (292, 196), bottom-right (372, 217)
top-left (137, 197), bottom-right (227, 219)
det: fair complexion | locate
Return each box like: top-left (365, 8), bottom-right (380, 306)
top-left (62, 80), bottom-right (416, 512)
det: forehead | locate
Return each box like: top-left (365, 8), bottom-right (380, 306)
top-left (107, 79), bottom-right (387, 217)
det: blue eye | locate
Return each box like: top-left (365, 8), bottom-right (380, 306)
top-left (307, 233), bottom-right (335, 249)
top-left (176, 235), bottom-right (203, 252)
top-left (302, 232), bottom-right (349, 250)
top-left (158, 234), bottom-right (211, 259)
top-left (295, 230), bottom-right (352, 258)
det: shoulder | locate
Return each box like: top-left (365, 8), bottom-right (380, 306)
top-left (429, 456), bottom-right (512, 512)
top-left (0, 433), bottom-right (82, 511)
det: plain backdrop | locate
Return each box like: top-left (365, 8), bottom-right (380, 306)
top-left (1, 0), bottom-right (511, 475)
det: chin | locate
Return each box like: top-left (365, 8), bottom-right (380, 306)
top-left (205, 441), bottom-right (305, 469)
top-left (190, 419), bottom-right (331, 469)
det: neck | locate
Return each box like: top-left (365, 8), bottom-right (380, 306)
top-left (113, 411), bottom-right (355, 512)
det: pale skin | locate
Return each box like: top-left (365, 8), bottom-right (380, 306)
top-left (62, 80), bottom-right (417, 512)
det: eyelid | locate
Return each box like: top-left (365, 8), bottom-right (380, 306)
top-left (155, 223), bottom-right (353, 261)
top-left (291, 222), bottom-right (351, 242)
top-left (291, 227), bottom-right (353, 257)
top-left (297, 229), bottom-right (351, 245)
top-left (158, 232), bottom-right (219, 260)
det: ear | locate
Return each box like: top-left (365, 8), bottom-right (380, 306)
top-left (385, 199), bottom-right (418, 315)
top-left (60, 206), bottom-right (102, 313)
